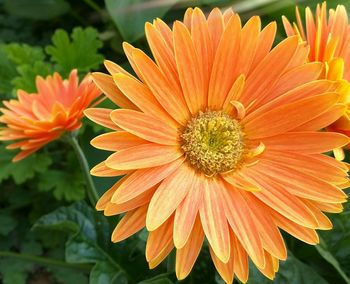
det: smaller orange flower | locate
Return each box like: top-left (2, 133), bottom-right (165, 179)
top-left (282, 2), bottom-right (350, 159)
top-left (0, 70), bottom-right (101, 161)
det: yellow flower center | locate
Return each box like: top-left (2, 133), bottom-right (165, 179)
top-left (181, 111), bottom-right (245, 176)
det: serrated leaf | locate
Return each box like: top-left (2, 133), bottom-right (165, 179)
top-left (105, 0), bottom-right (178, 42)
top-left (46, 27), bottom-right (103, 76)
top-left (4, 0), bottom-right (70, 20)
top-left (33, 201), bottom-right (110, 264)
top-left (0, 46), bottom-right (17, 96)
top-left (3, 43), bottom-right (45, 65)
top-left (12, 61), bottom-right (53, 93)
top-left (37, 169), bottom-right (85, 201)
top-left (90, 261), bottom-right (127, 284)
top-left (0, 145), bottom-right (52, 184)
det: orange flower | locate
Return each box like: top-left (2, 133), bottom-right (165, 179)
top-left (0, 70), bottom-right (101, 161)
top-left (282, 2), bottom-right (350, 159)
top-left (86, 8), bottom-right (349, 283)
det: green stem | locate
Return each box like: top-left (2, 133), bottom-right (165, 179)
top-left (0, 251), bottom-right (92, 271)
top-left (82, 0), bottom-right (103, 13)
top-left (66, 133), bottom-right (99, 206)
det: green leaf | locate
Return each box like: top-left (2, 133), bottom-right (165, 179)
top-left (0, 259), bottom-right (32, 284)
top-left (0, 214), bottom-right (17, 236)
top-left (0, 43), bottom-right (52, 93)
top-left (4, 0), bottom-right (70, 20)
top-left (0, 46), bottom-right (17, 96)
top-left (90, 261), bottom-right (127, 284)
top-left (248, 254), bottom-right (329, 284)
top-left (49, 266), bottom-right (89, 284)
top-left (138, 273), bottom-right (174, 284)
top-left (33, 201), bottom-right (111, 264)
top-left (0, 145), bottom-right (52, 184)
top-left (12, 61), bottom-right (53, 92)
top-left (319, 200), bottom-right (350, 276)
top-left (38, 169), bottom-right (85, 201)
top-left (3, 43), bottom-right (45, 65)
top-left (46, 27), bottom-right (103, 76)
top-left (105, 0), bottom-right (178, 42)
top-left (316, 237), bottom-right (350, 283)
top-left (46, 266), bottom-right (89, 284)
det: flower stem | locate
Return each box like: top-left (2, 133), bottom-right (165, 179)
top-left (66, 133), bottom-right (99, 206)
top-left (0, 251), bottom-right (92, 271)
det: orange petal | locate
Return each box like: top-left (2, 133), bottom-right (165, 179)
top-left (104, 60), bottom-right (131, 76)
top-left (174, 21), bottom-right (206, 114)
top-left (242, 192), bottom-right (287, 260)
top-left (251, 22), bottom-right (276, 70)
top-left (173, 173), bottom-right (204, 248)
top-left (241, 36), bottom-right (298, 108)
top-left (110, 109), bottom-right (179, 145)
top-left (91, 131), bottom-right (145, 151)
top-left (191, 8), bottom-right (213, 93)
top-left (257, 252), bottom-right (277, 280)
top-left (112, 157), bottom-right (184, 204)
top-left (175, 217), bottom-right (204, 280)
top-left (105, 143), bottom-right (183, 170)
top-left (207, 8), bottom-right (224, 53)
top-left (145, 22), bottom-right (181, 96)
top-left (237, 16), bottom-right (261, 75)
top-left (199, 178), bottom-right (231, 263)
top-left (232, 234), bottom-right (249, 283)
top-left (260, 131), bottom-right (349, 153)
top-left (267, 62), bottom-right (323, 101)
top-left (90, 161), bottom-right (130, 177)
top-left (147, 164), bottom-right (195, 231)
top-left (84, 108), bottom-right (120, 130)
top-left (132, 49), bottom-right (190, 125)
top-left (256, 160), bottom-right (347, 203)
top-left (208, 14), bottom-right (241, 110)
top-left (222, 181), bottom-right (265, 268)
top-left (301, 200), bottom-right (333, 230)
top-left (209, 233), bottom-right (235, 284)
top-left (243, 168), bottom-right (319, 228)
top-left (112, 73), bottom-right (177, 127)
top-left (310, 200), bottom-right (344, 213)
top-left (244, 92), bottom-right (341, 139)
top-left (271, 210), bottom-right (319, 245)
top-left (262, 150), bottom-right (348, 184)
top-left (105, 186), bottom-right (156, 215)
top-left (91, 72), bottom-right (137, 109)
top-left (111, 204), bottom-right (147, 242)
top-left (294, 104), bottom-right (346, 131)
top-left (95, 176), bottom-right (127, 211)
top-left (146, 217), bottom-right (173, 262)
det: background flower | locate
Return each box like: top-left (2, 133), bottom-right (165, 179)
top-left (283, 2), bottom-right (350, 159)
top-left (0, 70), bottom-right (101, 161)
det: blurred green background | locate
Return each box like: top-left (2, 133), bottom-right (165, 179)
top-left (0, 0), bottom-right (349, 283)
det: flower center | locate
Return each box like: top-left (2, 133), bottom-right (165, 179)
top-left (181, 110), bottom-right (245, 176)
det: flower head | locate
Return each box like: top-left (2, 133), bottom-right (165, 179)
top-left (0, 70), bottom-right (101, 161)
top-left (282, 2), bottom-right (350, 158)
top-left (87, 7), bottom-right (349, 283)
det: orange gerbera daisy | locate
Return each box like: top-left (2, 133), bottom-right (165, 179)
top-left (0, 69), bottom-right (101, 161)
top-left (282, 2), bottom-right (350, 159)
top-left (86, 7), bottom-right (349, 283)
